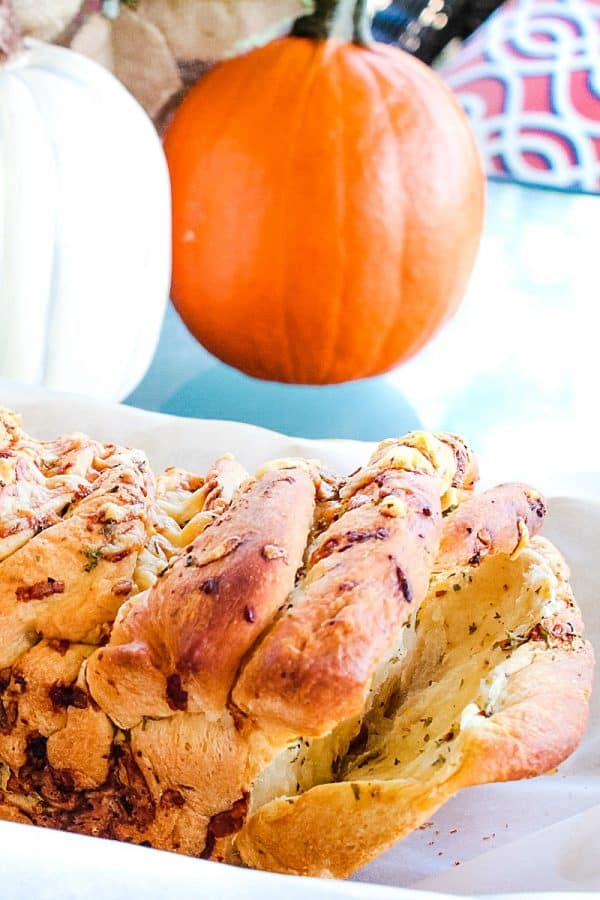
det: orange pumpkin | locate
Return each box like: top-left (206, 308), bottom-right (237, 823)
top-left (164, 3), bottom-right (485, 384)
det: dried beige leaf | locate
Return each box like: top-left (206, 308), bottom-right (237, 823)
top-left (137, 0), bottom-right (312, 61)
top-left (71, 14), bottom-right (112, 69)
top-left (71, 7), bottom-right (182, 118)
top-left (13, 0), bottom-right (82, 41)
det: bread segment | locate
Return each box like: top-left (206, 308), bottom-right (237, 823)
top-left (0, 408), bottom-right (105, 563)
top-left (0, 413), bottom-right (253, 847)
top-left (437, 482), bottom-right (547, 569)
top-left (0, 447), bottom-right (153, 665)
top-left (234, 470), bottom-right (441, 735)
top-left (237, 538), bottom-right (593, 877)
top-left (87, 466), bottom-right (316, 725)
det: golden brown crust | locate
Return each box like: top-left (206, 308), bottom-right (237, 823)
top-left (238, 643), bottom-right (593, 878)
top-left (459, 643), bottom-right (593, 784)
top-left (234, 470), bottom-right (442, 736)
top-left (128, 710), bottom-right (260, 856)
top-left (0, 640), bottom-right (95, 773)
top-left (0, 451), bottom-right (152, 666)
top-left (0, 411), bottom-right (591, 880)
top-left (86, 468), bottom-right (316, 726)
top-left (0, 413), bottom-right (257, 850)
top-left (340, 432), bottom-right (477, 510)
top-left (434, 432), bottom-right (479, 491)
top-left (131, 454), bottom-right (248, 598)
top-left (0, 436), bottom-right (103, 562)
top-left (233, 434), bottom-right (477, 737)
top-left (437, 482), bottom-right (547, 569)
top-left (237, 540), bottom-right (594, 877)
top-left (0, 803), bottom-right (31, 824)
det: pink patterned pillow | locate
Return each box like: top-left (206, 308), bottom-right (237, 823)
top-left (441, 0), bottom-right (600, 193)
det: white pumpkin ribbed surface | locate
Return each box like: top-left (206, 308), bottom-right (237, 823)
top-left (0, 40), bottom-right (171, 401)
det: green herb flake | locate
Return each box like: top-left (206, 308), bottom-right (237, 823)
top-left (82, 546), bottom-right (105, 572)
top-left (452, 584), bottom-right (462, 592)
top-left (497, 627), bottom-right (537, 651)
top-left (469, 623), bottom-right (478, 634)
top-left (350, 783), bottom-right (361, 801)
top-left (420, 716), bottom-right (433, 727)
top-left (432, 755), bottom-right (446, 768)
top-left (443, 504), bottom-right (458, 518)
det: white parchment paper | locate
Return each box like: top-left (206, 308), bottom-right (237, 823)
top-left (0, 378), bottom-right (598, 899)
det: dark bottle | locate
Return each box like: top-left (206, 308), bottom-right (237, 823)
top-left (372, 0), bottom-right (505, 64)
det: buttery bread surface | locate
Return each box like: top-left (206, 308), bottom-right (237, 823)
top-left (0, 410), bottom-right (592, 876)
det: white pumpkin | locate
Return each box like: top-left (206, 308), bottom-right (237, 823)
top-left (0, 38), bottom-right (171, 401)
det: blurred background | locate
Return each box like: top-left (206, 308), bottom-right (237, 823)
top-left (3, 0), bottom-right (598, 470)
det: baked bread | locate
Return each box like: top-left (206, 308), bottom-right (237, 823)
top-left (0, 409), bottom-right (593, 876)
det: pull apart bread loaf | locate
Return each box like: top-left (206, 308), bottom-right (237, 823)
top-left (0, 409), bottom-right (593, 877)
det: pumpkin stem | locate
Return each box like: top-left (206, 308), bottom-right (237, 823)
top-left (292, 0), bottom-right (373, 43)
top-left (0, 0), bottom-right (23, 63)
top-left (291, 0), bottom-right (341, 40)
top-left (353, 0), bottom-right (373, 44)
